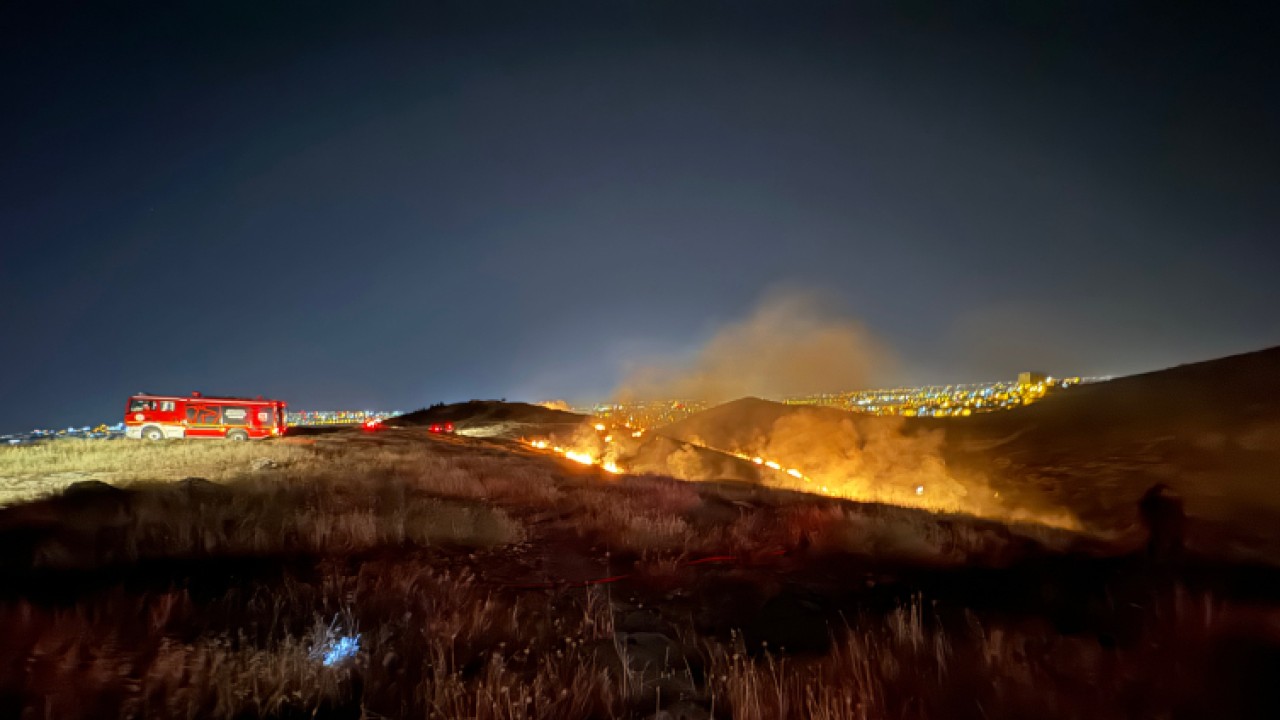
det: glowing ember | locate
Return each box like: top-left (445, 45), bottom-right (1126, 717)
top-left (764, 460), bottom-right (781, 470)
top-left (786, 468), bottom-right (803, 479)
top-left (593, 423), bottom-right (606, 431)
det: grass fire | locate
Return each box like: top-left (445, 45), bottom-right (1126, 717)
top-left (4, 349), bottom-right (1280, 717)
top-left (7, 1), bottom-right (1276, 715)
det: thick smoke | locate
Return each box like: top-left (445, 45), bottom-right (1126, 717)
top-left (761, 411), bottom-right (958, 506)
top-left (616, 290), bottom-right (896, 403)
top-left (669, 405), bottom-right (1080, 529)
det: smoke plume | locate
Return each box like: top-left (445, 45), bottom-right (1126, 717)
top-left (616, 289), bottom-right (896, 402)
top-left (668, 403), bottom-right (1080, 529)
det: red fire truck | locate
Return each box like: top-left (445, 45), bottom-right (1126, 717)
top-left (124, 392), bottom-right (287, 441)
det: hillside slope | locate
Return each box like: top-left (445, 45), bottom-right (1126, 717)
top-left (390, 400), bottom-right (586, 437)
top-left (659, 347), bottom-right (1280, 559)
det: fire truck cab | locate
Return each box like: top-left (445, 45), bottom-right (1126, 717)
top-left (124, 392), bottom-right (287, 441)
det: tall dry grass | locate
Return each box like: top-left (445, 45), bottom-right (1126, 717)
top-left (0, 561), bottom-right (1224, 720)
top-left (0, 429), bottom-right (1220, 718)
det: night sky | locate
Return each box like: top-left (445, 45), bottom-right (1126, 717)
top-left (2, 1), bottom-right (1277, 432)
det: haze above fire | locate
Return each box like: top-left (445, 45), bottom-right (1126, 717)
top-left (615, 290), bottom-right (898, 404)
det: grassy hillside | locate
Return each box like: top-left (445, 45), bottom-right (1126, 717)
top-left (4, 362), bottom-right (1280, 718)
top-left (391, 400), bottom-right (586, 428)
top-left (658, 347), bottom-right (1280, 559)
top-left (5, 426), bottom-right (1266, 718)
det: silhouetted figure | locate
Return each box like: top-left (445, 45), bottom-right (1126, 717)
top-left (1138, 483), bottom-right (1185, 565)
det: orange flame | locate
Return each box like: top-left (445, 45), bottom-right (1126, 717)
top-left (525, 437), bottom-right (622, 474)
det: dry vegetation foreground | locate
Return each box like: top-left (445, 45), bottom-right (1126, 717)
top-left (1, 430), bottom-right (1279, 719)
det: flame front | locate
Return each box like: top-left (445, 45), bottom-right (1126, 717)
top-left (729, 450), bottom-right (825, 492)
top-left (525, 432), bottom-right (622, 474)
top-left (527, 420), bottom-right (1078, 531)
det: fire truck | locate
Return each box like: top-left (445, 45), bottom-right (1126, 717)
top-left (124, 392), bottom-right (287, 441)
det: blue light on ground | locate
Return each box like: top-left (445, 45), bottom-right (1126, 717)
top-left (318, 634), bottom-right (360, 666)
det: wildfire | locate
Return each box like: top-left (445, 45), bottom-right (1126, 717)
top-left (564, 450), bottom-right (594, 465)
top-left (524, 436), bottom-right (622, 474)
top-left (719, 447), bottom-right (1028, 524)
top-left (731, 451), bottom-right (823, 491)
top-left (529, 423), bottom-right (950, 510)
top-left (533, 420), bottom-right (1077, 531)
top-left (534, 425), bottom-right (936, 505)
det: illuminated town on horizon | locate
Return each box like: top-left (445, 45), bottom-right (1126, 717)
top-left (0, 368), bottom-right (1121, 443)
top-left (580, 371), bottom-right (1108, 429)
top-left (2, 372), bottom-right (1110, 445)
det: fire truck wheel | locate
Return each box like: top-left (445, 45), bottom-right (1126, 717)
top-left (226, 430), bottom-right (249, 442)
top-left (142, 426), bottom-right (164, 441)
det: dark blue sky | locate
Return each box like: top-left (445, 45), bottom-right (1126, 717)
top-left (2, 1), bottom-right (1277, 431)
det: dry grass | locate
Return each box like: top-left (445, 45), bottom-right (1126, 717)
top-left (2, 566), bottom-right (629, 719)
top-left (0, 438), bottom-right (312, 505)
top-left (0, 434), bottom-right (1060, 568)
top-left (10, 476), bottom-right (525, 572)
top-left (0, 561), bottom-right (1227, 720)
top-left (0, 437), bottom-right (309, 477)
top-left (0, 429), bottom-right (1258, 718)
